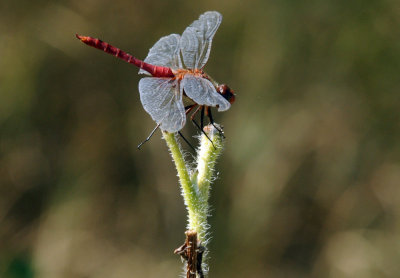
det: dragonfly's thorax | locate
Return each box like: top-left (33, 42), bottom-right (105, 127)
top-left (173, 68), bottom-right (208, 81)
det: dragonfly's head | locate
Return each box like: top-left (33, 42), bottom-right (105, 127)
top-left (217, 84), bottom-right (236, 104)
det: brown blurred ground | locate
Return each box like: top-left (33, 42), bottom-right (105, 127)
top-left (1, 0), bottom-right (400, 277)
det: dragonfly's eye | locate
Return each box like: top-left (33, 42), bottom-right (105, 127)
top-left (217, 84), bottom-right (236, 104)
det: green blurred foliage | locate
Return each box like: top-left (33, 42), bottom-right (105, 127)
top-left (1, 0), bottom-right (400, 277)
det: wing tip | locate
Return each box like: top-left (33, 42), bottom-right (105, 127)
top-left (217, 102), bottom-right (231, 112)
top-left (203, 11), bottom-right (222, 17)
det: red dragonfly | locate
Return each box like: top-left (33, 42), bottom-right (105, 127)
top-left (76, 11), bottom-right (235, 134)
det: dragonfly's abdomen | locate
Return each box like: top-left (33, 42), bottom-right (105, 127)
top-left (76, 34), bottom-right (174, 78)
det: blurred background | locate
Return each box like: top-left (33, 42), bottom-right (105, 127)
top-left (1, 0), bottom-right (400, 277)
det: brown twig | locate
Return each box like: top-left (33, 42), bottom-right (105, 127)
top-left (174, 230), bottom-right (205, 278)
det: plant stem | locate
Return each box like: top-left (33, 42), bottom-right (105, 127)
top-left (163, 132), bottom-right (201, 233)
top-left (163, 125), bottom-right (224, 277)
top-left (196, 126), bottom-right (224, 204)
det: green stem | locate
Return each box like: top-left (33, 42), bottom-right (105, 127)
top-left (163, 126), bottom-right (224, 276)
top-left (196, 127), bottom-right (224, 202)
top-left (163, 128), bottom-right (224, 244)
top-left (163, 132), bottom-right (203, 237)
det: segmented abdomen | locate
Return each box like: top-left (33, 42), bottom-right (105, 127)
top-left (76, 34), bottom-right (174, 78)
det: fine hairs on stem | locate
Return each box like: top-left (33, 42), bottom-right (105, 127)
top-left (163, 124), bottom-right (224, 277)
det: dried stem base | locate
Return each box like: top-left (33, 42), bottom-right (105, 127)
top-left (174, 230), bottom-right (205, 278)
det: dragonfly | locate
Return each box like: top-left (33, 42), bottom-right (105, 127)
top-left (76, 11), bottom-right (235, 141)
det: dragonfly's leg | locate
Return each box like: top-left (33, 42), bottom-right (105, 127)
top-left (190, 106), bottom-right (215, 149)
top-left (137, 123), bottom-right (160, 149)
top-left (200, 106), bottom-right (205, 131)
top-left (189, 105), bottom-right (202, 120)
top-left (205, 107), bottom-right (225, 138)
top-left (178, 131), bottom-right (196, 152)
top-left (205, 106), bottom-right (212, 123)
top-left (185, 104), bottom-right (197, 115)
top-left (187, 105), bottom-right (202, 132)
top-left (189, 106), bottom-right (205, 132)
top-left (183, 105), bottom-right (205, 152)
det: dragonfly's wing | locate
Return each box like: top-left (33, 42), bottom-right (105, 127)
top-left (180, 11), bottom-right (222, 69)
top-left (182, 74), bottom-right (230, 111)
top-left (139, 77), bottom-right (186, 132)
top-left (139, 34), bottom-right (182, 75)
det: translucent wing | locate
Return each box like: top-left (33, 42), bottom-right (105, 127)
top-left (139, 34), bottom-right (182, 75)
top-left (182, 74), bottom-right (230, 111)
top-left (180, 11), bottom-right (222, 69)
top-left (139, 77), bottom-right (186, 132)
